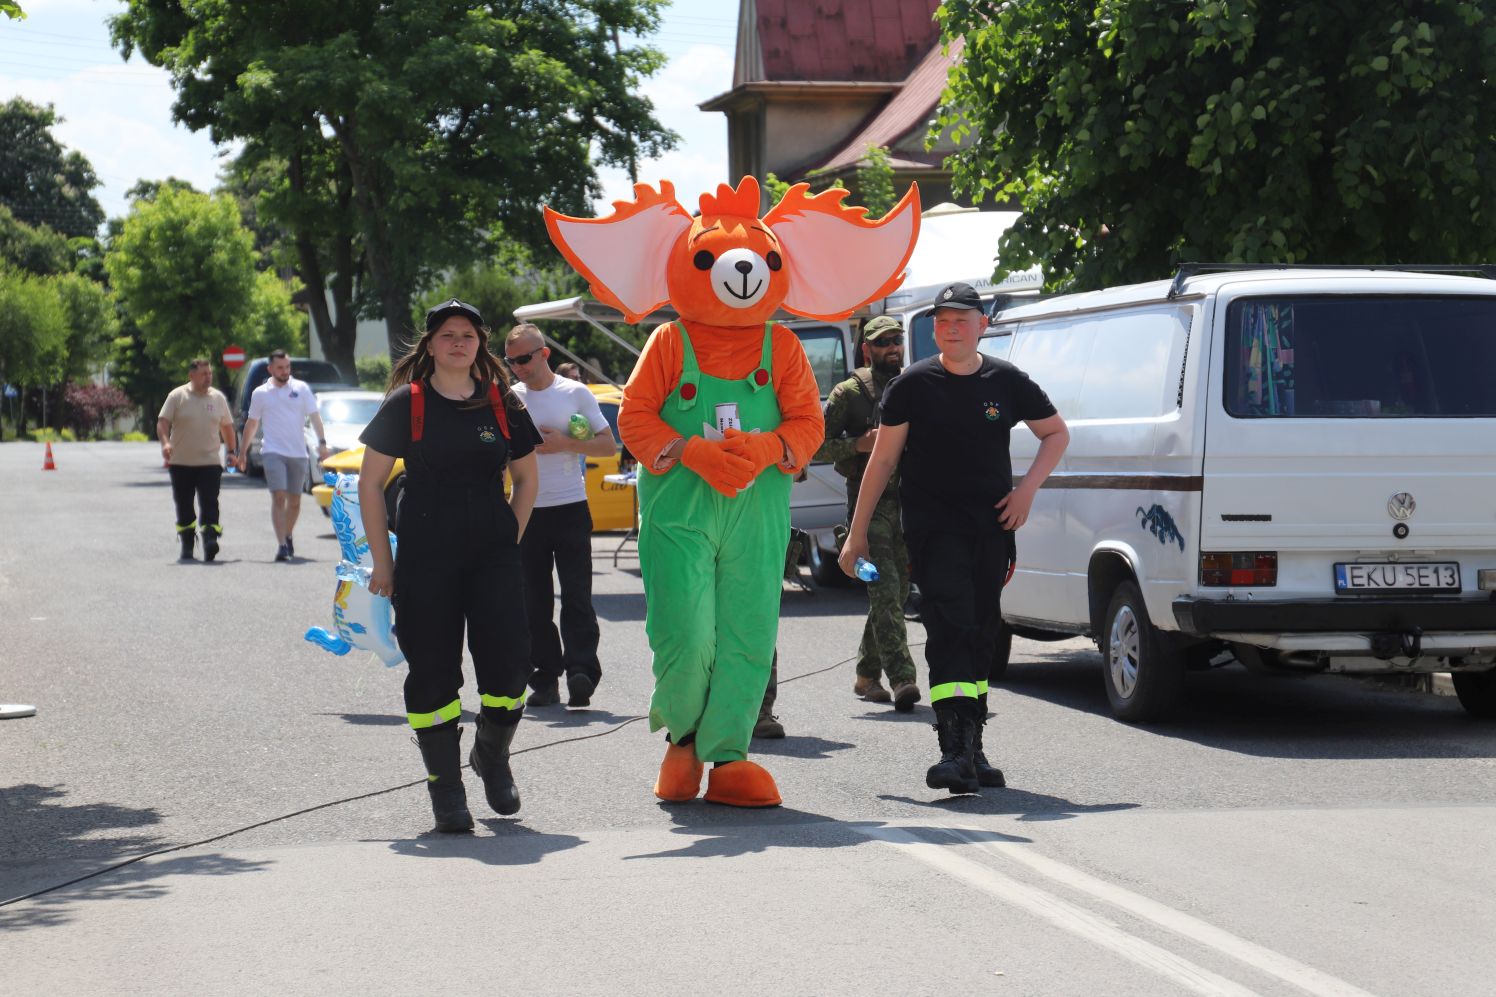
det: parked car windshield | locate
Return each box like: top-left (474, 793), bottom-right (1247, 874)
top-left (320, 396), bottom-right (382, 426)
top-left (794, 325), bottom-right (847, 399)
top-left (292, 360), bottom-right (345, 384)
top-left (1225, 295), bottom-right (1496, 418)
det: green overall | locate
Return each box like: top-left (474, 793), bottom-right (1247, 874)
top-left (637, 321), bottom-right (792, 763)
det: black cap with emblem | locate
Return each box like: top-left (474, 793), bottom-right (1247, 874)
top-left (424, 298), bottom-right (486, 332)
top-left (932, 282), bottom-right (983, 311)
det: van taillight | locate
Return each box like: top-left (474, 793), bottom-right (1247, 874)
top-left (1200, 552), bottom-right (1277, 586)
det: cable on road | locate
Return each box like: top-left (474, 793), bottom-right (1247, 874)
top-left (1, 646), bottom-right (888, 909)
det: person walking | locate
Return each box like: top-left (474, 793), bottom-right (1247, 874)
top-left (358, 299), bottom-right (542, 832)
top-left (158, 357), bottom-right (237, 561)
top-left (815, 316), bottom-right (920, 711)
top-left (504, 323), bottom-right (616, 708)
top-left (840, 283), bottom-right (1069, 794)
top-left (235, 350), bottom-right (331, 561)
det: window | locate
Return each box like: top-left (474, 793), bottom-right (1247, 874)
top-left (320, 397), bottom-right (382, 426)
top-left (1225, 296), bottom-right (1496, 418)
top-left (793, 325), bottom-right (847, 399)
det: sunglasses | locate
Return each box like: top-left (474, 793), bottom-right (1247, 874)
top-left (503, 348), bottom-right (543, 367)
top-left (868, 335), bottom-right (904, 347)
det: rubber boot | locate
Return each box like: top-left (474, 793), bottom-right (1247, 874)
top-left (201, 525), bottom-right (220, 563)
top-left (177, 528), bottom-right (196, 561)
top-left (469, 712), bottom-right (521, 816)
top-left (972, 717), bottom-right (1006, 788)
top-left (414, 723), bottom-right (474, 832)
top-left (925, 708), bottom-right (979, 794)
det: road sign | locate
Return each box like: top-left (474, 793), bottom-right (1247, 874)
top-left (222, 345), bottom-right (246, 369)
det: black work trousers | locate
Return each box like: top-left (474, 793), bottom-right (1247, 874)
top-left (168, 464), bottom-right (222, 533)
top-left (393, 480), bottom-right (532, 728)
top-left (520, 500), bottom-right (601, 689)
top-left (907, 527), bottom-right (1013, 718)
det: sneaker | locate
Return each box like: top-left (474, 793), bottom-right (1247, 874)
top-left (274, 543), bottom-right (290, 562)
top-left (527, 684), bottom-right (561, 707)
top-left (892, 681), bottom-right (921, 713)
top-left (854, 676), bottom-right (892, 703)
top-left (752, 713), bottom-right (786, 739)
top-left (285, 534), bottom-right (294, 558)
top-left (567, 672), bottom-right (596, 708)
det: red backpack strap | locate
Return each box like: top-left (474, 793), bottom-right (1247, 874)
top-left (409, 380), bottom-right (426, 442)
top-left (487, 381), bottom-right (511, 440)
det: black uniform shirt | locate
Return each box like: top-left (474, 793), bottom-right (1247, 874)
top-left (360, 380), bottom-right (541, 488)
top-left (879, 355), bottom-right (1057, 533)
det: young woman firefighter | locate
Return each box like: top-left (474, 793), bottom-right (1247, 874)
top-left (358, 299), bottom-right (542, 833)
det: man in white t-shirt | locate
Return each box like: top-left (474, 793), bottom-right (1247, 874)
top-left (505, 324), bottom-right (616, 707)
top-left (235, 350), bottom-right (331, 562)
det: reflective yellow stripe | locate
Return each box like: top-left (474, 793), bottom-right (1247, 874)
top-left (976, 681), bottom-right (989, 696)
top-left (480, 691), bottom-right (527, 710)
top-left (407, 698), bottom-right (462, 729)
top-left (928, 681), bottom-right (982, 702)
top-left (176, 521), bottom-right (197, 533)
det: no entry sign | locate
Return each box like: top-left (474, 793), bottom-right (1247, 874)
top-left (221, 345), bottom-right (246, 369)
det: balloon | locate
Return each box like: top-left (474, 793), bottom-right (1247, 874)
top-left (305, 473), bottom-right (404, 667)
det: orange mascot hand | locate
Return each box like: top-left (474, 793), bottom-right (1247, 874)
top-left (682, 436), bottom-right (756, 497)
top-left (722, 428), bottom-right (784, 475)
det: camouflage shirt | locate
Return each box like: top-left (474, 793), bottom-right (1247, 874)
top-left (814, 366), bottom-right (899, 508)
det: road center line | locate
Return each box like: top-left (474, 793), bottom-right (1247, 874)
top-left (858, 825), bottom-right (1263, 997)
top-left (958, 830), bottom-right (1381, 997)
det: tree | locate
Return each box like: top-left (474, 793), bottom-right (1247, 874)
top-left (855, 146), bottom-right (897, 218)
top-left (105, 186), bottom-right (302, 380)
top-left (2, 3), bottom-right (24, 21)
top-left (52, 271), bottom-right (118, 383)
top-left (0, 99), bottom-right (105, 239)
top-left (113, 0), bottom-right (678, 356)
top-left (0, 269), bottom-right (68, 431)
top-left (937, 1), bottom-right (1496, 291)
top-left (63, 382), bottom-right (133, 439)
top-left (0, 204), bottom-right (71, 275)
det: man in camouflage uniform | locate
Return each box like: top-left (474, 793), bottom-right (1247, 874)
top-left (815, 316), bottom-right (921, 712)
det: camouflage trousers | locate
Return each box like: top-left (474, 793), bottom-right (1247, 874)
top-left (855, 498), bottom-right (917, 685)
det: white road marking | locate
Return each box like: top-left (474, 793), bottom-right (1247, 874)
top-left (960, 831), bottom-right (1381, 997)
top-left (859, 825), bottom-right (1263, 997)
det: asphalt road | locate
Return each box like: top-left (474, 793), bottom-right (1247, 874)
top-left (4, 442), bottom-right (1496, 995)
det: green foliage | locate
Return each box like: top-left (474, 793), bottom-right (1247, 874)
top-left (0, 99), bottom-right (105, 239)
top-left (0, 269), bottom-right (69, 389)
top-left (937, 0), bottom-right (1496, 291)
top-left (1, 2), bottom-right (25, 20)
top-left (28, 427), bottom-right (76, 442)
top-left (0, 204), bottom-right (71, 275)
top-left (106, 187), bottom-right (301, 371)
top-left (110, 318), bottom-right (177, 428)
top-left (52, 272), bottom-right (118, 382)
top-left (121, 430), bottom-right (149, 442)
top-left (763, 173), bottom-right (792, 206)
top-left (854, 146), bottom-right (896, 217)
top-left (355, 354), bottom-right (391, 390)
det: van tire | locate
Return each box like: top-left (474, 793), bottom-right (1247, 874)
top-left (1102, 580), bottom-right (1185, 723)
top-left (1451, 670), bottom-right (1496, 719)
top-left (807, 543), bottom-right (849, 588)
top-left (989, 620), bottom-right (1013, 682)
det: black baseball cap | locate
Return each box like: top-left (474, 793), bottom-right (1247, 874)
top-left (932, 282), bottom-right (983, 311)
top-left (424, 298), bottom-right (485, 332)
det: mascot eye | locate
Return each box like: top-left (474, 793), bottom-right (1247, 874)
top-left (766, 251), bottom-right (782, 272)
top-left (693, 250), bottom-right (715, 271)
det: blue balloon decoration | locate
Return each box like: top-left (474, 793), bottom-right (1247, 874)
top-left (304, 473), bottom-right (403, 667)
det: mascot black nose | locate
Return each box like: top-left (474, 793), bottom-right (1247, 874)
top-left (735, 260), bottom-right (753, 275)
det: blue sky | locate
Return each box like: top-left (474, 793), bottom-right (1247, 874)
top-left (0, 0), bottom-right (736, 223)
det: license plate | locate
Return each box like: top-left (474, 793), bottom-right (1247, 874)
top-left (1334, 562), bottom-right (1461, 593)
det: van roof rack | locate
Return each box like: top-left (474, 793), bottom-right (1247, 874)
top-left (1167, 263), bottom-right (1496, 299)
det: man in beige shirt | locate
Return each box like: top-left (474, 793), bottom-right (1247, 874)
top-left (157, 358), bottom-right (237, 561)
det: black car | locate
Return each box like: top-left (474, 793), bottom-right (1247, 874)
top-left (230, 357), bottom-right (357, 478)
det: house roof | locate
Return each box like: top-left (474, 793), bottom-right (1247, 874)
top-left (743, 0), bottom-right (943, 84)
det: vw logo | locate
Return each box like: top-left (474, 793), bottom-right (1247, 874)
top-left (1387, 492), bottom-right (1416, 521)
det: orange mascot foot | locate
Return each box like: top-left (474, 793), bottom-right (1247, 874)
top-left (703, 760), bottom-right (782, 808)
top-left (654, 742), bottom-right (704, 802)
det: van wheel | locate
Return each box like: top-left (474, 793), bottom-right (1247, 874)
top-left (1451, 670), bottom-right (1496, 719)
top-left (807, 543), bottom-right (848, 587)
top-left (990, 620), bottom-right (1013, 682)
top-left (1102, 580), bottom-right (1185, 722)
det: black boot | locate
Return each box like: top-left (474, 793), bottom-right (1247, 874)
top-left (972, 717), bottom-right (1006, 788)
top-left (201, 525), bottom-right (220, 562)
top-left (469, 713), bottom-right (521, 816)
top-left (926, 708), bottom-right (979, 794)
top-left (177, 528), bottom-right (196, 561)
top-left (414, 723), bottom-right (474, 832)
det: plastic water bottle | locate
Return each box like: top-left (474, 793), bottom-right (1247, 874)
top-left (567, 413), bottom-right (594, 440)
top-left (855, 557), bottom-right (880, 583)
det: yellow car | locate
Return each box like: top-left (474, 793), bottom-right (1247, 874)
top-left (313, 383), bottom-right (635, 532)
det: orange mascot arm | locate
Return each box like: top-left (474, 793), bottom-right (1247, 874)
top-left (619, 323), bottom-right (687, 474)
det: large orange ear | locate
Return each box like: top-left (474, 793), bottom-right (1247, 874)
top-left (544, 182), bottom-right (693, 322)
top-left (764, 182), bottom-right (921, 320)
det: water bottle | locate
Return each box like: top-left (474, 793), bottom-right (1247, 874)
top-left (567, 413), bottom-right (594, 441)
top-left (855, 557), bottom-right (880, 583)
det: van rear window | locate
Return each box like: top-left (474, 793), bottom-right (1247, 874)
top-left (1225, 296), bottom-right (1496, 418)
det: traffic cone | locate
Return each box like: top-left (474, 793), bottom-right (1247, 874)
top-left (42, 441), bottom-right (56, 471)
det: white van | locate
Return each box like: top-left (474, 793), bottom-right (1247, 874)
top-left (982, 266), bottom-right (1496, 721)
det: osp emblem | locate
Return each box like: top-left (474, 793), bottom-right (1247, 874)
top-left (1387, 492), bottom-right (1415, 520)
top-left (983, 401), bottom-right (1001, 421)
top-left (478, 427), bottom-right (497, 444)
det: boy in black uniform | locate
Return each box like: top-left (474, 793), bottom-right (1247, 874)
top-left (840, 283), bottom-right (1069, 794)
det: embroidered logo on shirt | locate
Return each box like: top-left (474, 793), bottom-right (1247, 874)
top-left (478, 427), bottom-right (497, 444)
top-left (983, 401), bottom-right (1001, 421)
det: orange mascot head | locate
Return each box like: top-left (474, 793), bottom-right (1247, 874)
top-left (543, 176), bottom-right (921, 325)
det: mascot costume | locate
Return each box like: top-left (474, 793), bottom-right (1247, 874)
top-left (545, 176), bottom-right (919, 807)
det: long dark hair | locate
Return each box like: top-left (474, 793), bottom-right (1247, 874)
top-left (387, 317), bottom-right (522, 411)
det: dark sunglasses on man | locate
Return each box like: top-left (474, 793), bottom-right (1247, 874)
top-left (504, 347), bottom-right (544, 367)
top-left (869, 335), bottom-right (904, 347)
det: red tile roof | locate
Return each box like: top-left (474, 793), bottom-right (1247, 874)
top-left (752, 0), bottom-right (943, 83)
top-left (814, 36), bottom-right (962, 173)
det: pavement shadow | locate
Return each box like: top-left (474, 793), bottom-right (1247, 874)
top-left (523, 707), bottom-right (642, 730)
top-left (378, 824), bottom-right (584, 866)
top-left (851, 706), bottom-right (934, 723)
top-left (0, 784), bottom-right (165, 871)
top-left (779, 588), bottom-right (867, 619)
top-left (748, 735), bottom-right (855, 759)
top-left (316, 711), bottom-right (477, 726)
top-left (0, 850), bottom-right (274, 931)
top-left (591, 591), bottom-right (646, 623)
top-left (878, 788), bottom-right (1140, 821)
top-left (999, 642), bottom-right (1496, 760)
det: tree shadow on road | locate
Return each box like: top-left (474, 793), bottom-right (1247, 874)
top-left (0, 784), bottom-right (164, 871)
top-left (748, 735), bottom-right (855, 760)
top-left (522, 707), bottom-right (642, 730)
top-left (376, 823), bottom-right (584, 867)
